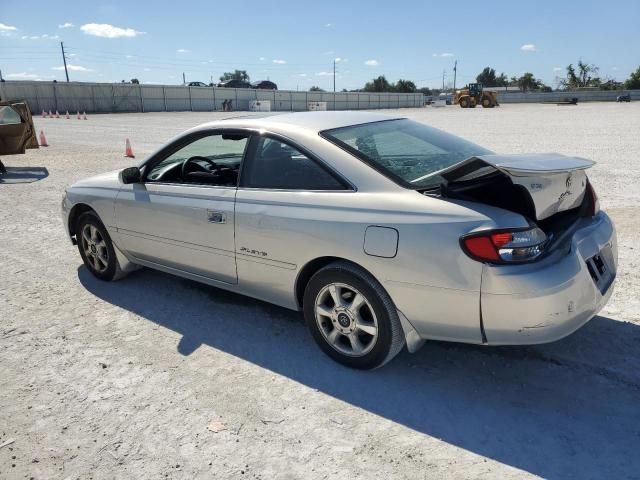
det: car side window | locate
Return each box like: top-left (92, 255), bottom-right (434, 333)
top-left (0, 106), bottom-right (23, 125)
top-left (146, 133), bottom-right (248, 187)
top-left (243, 136), bottom-right (346, 190)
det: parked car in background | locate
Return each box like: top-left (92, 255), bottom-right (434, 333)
top-left (616, 94), bottom-right (631, 102)
top-left (61, 111), bottom-right (617, 370)
top-left (187, 81), bottom-right (208, 87)
top-left (217, 79), bottom-right (251, 89)
top-left (251, 80), bottom-right (278, 90)
top-left (0, 99), bottom-right (38, 174)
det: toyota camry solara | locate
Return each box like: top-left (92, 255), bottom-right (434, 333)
top-left (62, 111), bottom-right (617, 369)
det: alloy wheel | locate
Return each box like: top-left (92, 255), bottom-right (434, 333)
top-left (314, 282), bottom-right (379, 357)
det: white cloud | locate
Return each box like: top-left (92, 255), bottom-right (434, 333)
top-left (29, 36), bottom-right (41, 40)
top-left (259, 57), bottom-right (265, 61)
top-left (6, 72), bottom-right (41, 79)
top-left (553, 66), bottom-right (562, 72)
top-left (325, 23), bottom-right (334, 27)
top-left (52, 64), bottom-right (93, 72)
top-left (143, 68), bottom-right (151, 71)
top-left (432, 52), bottom-right (454, 57)
top-left (520, 44), bottom-right (537, 52)
top-left (364, 59), bottom-right (379, 66)
top-left (68, 53), bottom-right (77, 58)
top-left (323, 50), bottom-right (334, 55)
top-left (58, 22), bottom-right (74, 29)
top-left (298, 73), bottom-right (308, 77)
top-left (0, 23), bottom-right (18, 32)
top-left (80, 23), bottom-right (144, 38)
top-left (125, 55), bottom-right (133, 59)
top-left (176, 48), bottom-right (189, 53)
top-left (272, 59), bottom-right (286, 64)
top-left (316, 71), bottom-right (333, 76)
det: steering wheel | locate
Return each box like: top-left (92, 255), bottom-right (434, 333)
top-left (181, 156), bottom-right (218, 180)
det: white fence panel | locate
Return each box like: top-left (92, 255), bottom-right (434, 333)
top-left (0, 81), bottom-right (428, 113)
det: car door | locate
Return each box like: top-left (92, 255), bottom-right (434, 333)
top-left (114, 130), bottom-right (249, 284)
top-left (234, 134), bottom-right (354, 307)
top-left (0, 101), bottom-right (38, 156)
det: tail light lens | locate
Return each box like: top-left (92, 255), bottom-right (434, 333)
top-left (586, 181), bottom-right (600, 216)
top-left (461, 227), bottom-right (547, 264)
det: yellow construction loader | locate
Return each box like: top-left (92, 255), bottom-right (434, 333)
top-left (453, 83), bottom-right (499, 108)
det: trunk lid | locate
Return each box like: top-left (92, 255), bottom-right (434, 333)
top-left (435, 153), bottom-right (595, 221)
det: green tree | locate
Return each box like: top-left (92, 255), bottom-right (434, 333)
top-left (395, 79), bottom-right (417, 93)
top-left (517, 72), bottom-right (537, 91)
top-left (624, 66), bottom-right (640, 89)
top-left (309, 85), bottom-right (325, 92)
top-left (363, 75), bottom-right (393, 92)
top-left (476, 67), bottom-right (508, 87)
top-left (562, 60), bottom-right (600, 89)
top-left (130, 78), bottom-right (140, 84)
top-left (219, 70), bottom-right (250, 82)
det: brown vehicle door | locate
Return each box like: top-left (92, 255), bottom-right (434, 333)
top-left (0, 100), bottom-right (39, 156)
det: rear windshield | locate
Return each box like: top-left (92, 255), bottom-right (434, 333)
top-left (321, 119), bottom-right (492, 189)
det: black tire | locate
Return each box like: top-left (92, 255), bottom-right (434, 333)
top-left (481, 96), bottom-right (492, 108)
top-left (303, 261), bottom-right (405, 369)
top-left (459, 97), bottom-right (470, 108)
top-left (76, 211), bottom-right (121, 281)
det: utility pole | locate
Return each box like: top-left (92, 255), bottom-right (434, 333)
top-left (182, 72), bottom-right (186, 85)
top-left (442, 70), bottom-right (446, 90)
top-left (60, 41), bottom-right (69, 82)
top-left (453, 60), bottom-right (457, 91)
top-left (0, 69), bottom-right (4, 82)
top-left (333, 59), bottom-right (336, 93)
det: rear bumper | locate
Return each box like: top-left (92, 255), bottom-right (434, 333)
top-left (480, 211), bottom-right (617, 345)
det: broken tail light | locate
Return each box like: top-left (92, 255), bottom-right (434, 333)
top-left (461, 227), bottom-right (547, 264)
top-left (586, 181), bottom-right (600, 216)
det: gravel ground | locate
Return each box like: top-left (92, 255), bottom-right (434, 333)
top-left (1, 103), bottom-right (639, 480)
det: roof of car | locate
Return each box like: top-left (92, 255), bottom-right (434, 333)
top-left (197, 111), bottom-right (405, 134)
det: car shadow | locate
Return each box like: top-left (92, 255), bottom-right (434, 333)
top-left (0, 166), bottom-right (49, 184)
top-left (78, 266), bottom-right (640, 479)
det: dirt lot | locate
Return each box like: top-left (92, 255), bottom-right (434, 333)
top-left (1, 103), bottom-right (639, 479)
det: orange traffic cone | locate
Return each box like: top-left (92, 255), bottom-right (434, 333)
top-left (77, 111), bottom-right (81, 120)
top-left (65, 110), bottom-right (70, 119)
top-left (41, 110), bottom-right (46, 118)
top-left (39, 130), bottom-right (49, 147)
top-left (55, 110), bottom-right (60, 118)
top-left (124, 138), bottom-right (135, 158)
top-left (49, 110), bottom-right (53, 117)
top-left (83, 112), bottom-right (88, 120)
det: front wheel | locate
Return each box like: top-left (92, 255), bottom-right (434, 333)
top-left (303, 262), bottom-right (405, 369)
top-left (76, 212), bottom-right (123, 281)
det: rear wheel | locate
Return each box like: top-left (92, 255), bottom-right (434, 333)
top-left (459, 97), bottom-right (470, 108)
top-left (76, 212), bottom-right (122, 281)
top-left (303, 262), bottom-right (405, 369)
top-left (481, 96), bottom-right (493, 108)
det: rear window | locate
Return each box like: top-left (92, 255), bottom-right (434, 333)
top-left (321, 119), bottom-right (491, 189)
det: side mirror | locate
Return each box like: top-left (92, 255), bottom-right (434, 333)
top-left (120, 166), bottom-right (141, 184)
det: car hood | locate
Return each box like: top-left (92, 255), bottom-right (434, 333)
top-left (431, 153), bottom-right (595, 221)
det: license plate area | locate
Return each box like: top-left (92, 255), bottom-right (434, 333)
top-left (585, 245), bottom-right (614, 294)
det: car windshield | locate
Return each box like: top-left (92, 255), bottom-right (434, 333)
top-left (321, 119), bottom-right (492, 189)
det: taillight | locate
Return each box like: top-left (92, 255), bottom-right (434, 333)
top-left (461, 227), bottom-right (547, 264)
top-left (586, 181), bottom-right (600, 216)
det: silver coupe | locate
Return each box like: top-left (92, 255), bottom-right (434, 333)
top-left (62, 112), bottom-right (617, 369)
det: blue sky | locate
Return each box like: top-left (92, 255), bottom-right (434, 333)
top-left (1, 0), bottom-right (638, 90)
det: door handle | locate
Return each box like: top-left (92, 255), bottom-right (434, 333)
top-left (207, 210), bottom-right (226, 224)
